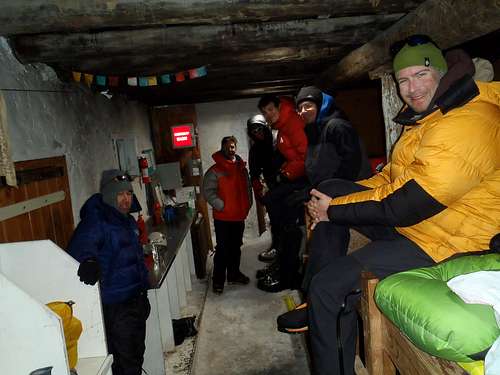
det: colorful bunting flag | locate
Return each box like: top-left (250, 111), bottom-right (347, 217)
top-left (83, 73), bottom-right (94, 86)
top-left (108, 76), bottom-right (120, 87)
top-left (175, 72), bottom-right (185, 82)
top-left (148, 76), bottom-right (158, 86)
top-left (188, 69), bottom-right (196, 79)
top-left (72, 71), bottom-right (82, 82)
top-left (160, 74), bottom-right (171, 84)
top-left (71, 66), bottom-right (207, 89)
top-left (95, 75), bottom-right (106, 86)
top-left (197, 66), bottom-right (208, 77)
top-left (138, 77), bottom-right (148, 87)
top-left (189, 66), bottom-right (208, 79)
top-left (138, 76), bottom-right (157, 86)
top-left (127, 77), bottom-right (138, 86)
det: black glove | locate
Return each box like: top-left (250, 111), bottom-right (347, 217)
top-left (490, 233), bottom-right (500, 253)
top-left (285, 186), bottom-right (312, 209)
top-left (77, 258), bottom-right (101, 285)
top-left (276, 173), bottom-right (289, 184)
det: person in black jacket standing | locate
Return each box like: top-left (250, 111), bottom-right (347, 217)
top-left (246, 114), bottom-right (284, 262)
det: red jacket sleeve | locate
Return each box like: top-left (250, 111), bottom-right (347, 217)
top-left (276, 98), bottom-right (307, 180)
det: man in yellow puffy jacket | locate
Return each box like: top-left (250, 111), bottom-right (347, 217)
top-left (277, 35), bottom-right (500, 375)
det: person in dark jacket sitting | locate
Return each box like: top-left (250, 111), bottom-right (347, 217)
top-left (296, 85), bottom-right (372, 187)
top-left (68, 169), bottom-right (150, 375)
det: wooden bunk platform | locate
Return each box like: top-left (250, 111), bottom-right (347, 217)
top-left (356, 273), bottom-right (469, 375)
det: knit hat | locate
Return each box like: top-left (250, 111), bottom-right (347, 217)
top-left (296, 86), bottom-right (323, 109)
top-left (393, 42), bottom-right (448, 75)
top-left (100, 169), bottom-right (133, 210)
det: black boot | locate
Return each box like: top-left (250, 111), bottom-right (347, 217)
top-left (257, 273), bottom-right (285, 293)
top-left (256, 261), bottom-right (280, 279)
top-left (227, 271), bottom-right (250, 285)
top-left (258, 247), bottom-right (278, 262)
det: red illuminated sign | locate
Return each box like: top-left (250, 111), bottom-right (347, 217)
top-left (171, 124), bottom-right (194, 148)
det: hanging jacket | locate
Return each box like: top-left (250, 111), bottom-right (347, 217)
top-left (326, 73), bottom-right (500, 262)
top-left (202, 151), bottom-right (252, 221)
top-left (273, 97), bottom-right (307, 180)
top-left (299, 88), bottom-right (372, 186)
top-left (68, 194), bottom-right (150, 305)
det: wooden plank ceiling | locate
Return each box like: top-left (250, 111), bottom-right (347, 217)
top-left (1, 1), bottom-right (499, 105)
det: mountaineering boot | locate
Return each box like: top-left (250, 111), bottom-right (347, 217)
top-left (227, 271), bottom-right (250, 285)
top-left (257, 273), bottom-right (285, 293)
top-left (258, 247), bottom-right (278, 262)
top-left (256, 261), bottom-right (280, 279)
top-left (277, 303), bottom-right (308, 333)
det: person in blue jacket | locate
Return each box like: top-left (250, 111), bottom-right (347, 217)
top-left (68, 169), bottom-right (150, 375)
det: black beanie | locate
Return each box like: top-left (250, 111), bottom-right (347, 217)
top-left (100, 169), bottom-right (133, 211)
top-left (296, 86), bottom-right (323, 109)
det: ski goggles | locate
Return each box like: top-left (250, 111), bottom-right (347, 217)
top-left (390, 34), bottom-right (439, 57)
top-left (114, 173), bottom-right (133, 182)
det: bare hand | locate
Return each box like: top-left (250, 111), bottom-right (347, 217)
top-left (306, 189), bottom-right (331, 230)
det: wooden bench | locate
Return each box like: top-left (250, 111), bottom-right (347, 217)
top-left (356, 272), bottom-right (469, 375)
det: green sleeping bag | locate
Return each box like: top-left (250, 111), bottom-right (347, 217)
top-left (374, 253), bottom-right (500, 362)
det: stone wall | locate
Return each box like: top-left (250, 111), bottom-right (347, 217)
top-left (0, 37), bottom-right (153, 224)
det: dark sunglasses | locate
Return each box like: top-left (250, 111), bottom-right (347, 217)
top-left (115, 173), bottom-right (133, 182)
top-left (390, 34), bottom-right (439, 57)
top-left (250, 125), bottom-right (265, 134)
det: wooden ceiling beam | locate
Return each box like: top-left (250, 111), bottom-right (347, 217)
top-left (0, 1), bottom-right (425, 35)
top-left (53, 46), bottom-right (346, 75)
top-left (10, 14), bottom-right (402, 64)
top-left (319, 0), bottom-right (500, 87)
top-left (126, 84), bottom-right (304, 106)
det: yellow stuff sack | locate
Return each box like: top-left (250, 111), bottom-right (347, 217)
top-left (46, 301), bottom-right (83, 370)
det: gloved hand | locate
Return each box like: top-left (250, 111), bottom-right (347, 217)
top-left (490, 233), bottom-right (500, 253)
top-left (77, 258), bottom-right (101, 285)
top-left (285, 186), bottom-right (312, 209)
top-left (276, 172), bottom-right (289, 184)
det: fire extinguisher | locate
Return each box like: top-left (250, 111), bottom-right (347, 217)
top-left (139, 156), bottom-right (151, 183)
top-left (137, 213), bottom-right (148, 245)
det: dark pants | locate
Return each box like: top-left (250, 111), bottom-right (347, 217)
top-left (213, 219), bottom-right (245, 285)
top-left (263, 178), bottom-right (308, 233)
top-left (279, 223), bottom-right (304, 289)
top-left (304, 179), bottom-right (435, 375)
top-left (103, 292), bottom-right (151, 375)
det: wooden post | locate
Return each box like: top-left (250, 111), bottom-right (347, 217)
top-left (380, 74), bottom-right (403, 159)
top-left (255, 199), bottom-right (267, 236)
top-left (359, 272), bottom-right (396, 375)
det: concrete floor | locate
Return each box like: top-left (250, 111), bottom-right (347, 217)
top-left (164, 227), bottom-right (370, 375)
top-left (186, 231), bottom-right (310, 375)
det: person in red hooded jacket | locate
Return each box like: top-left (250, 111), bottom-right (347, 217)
top-left (202, 136), bottom-right (253, 294)
top-left (256, 94), bottom-right (309, 292)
